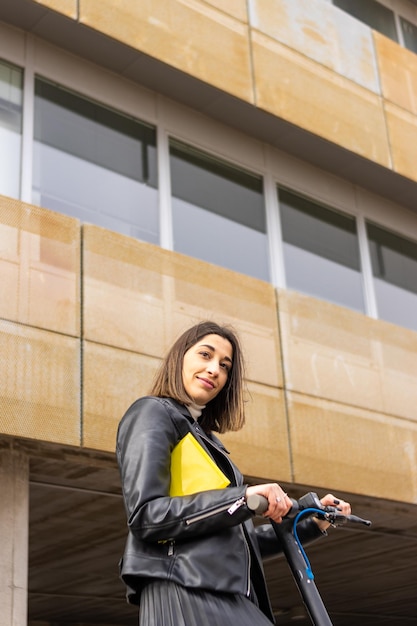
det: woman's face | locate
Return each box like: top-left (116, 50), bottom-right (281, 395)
top-left (182, 333), bottom-right (233, 405)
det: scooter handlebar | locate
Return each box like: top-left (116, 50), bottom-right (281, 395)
top-left (246, 493), bottom-right (270, 515)
top-left (246, 492), bottom-right (371, 526)
top-left (246, 492), bottom-right (317, 516)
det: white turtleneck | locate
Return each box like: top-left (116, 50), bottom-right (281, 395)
top-left (187, 402), bottom-right (206, 421)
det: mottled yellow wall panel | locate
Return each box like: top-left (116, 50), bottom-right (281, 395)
top-left (31, 0), bottom-right (78, 18)
top-left (384, 103), bottom-right (417, 183)
top-left (221, 382), bottom-right (291, 482)
top-left (0, 196), bottom-right (80, 336)
top-left (0, 320), bottom-right (80, 445)
top-left (83, 342), bottom-right (160, 451)
top-left (249, 0), bottom-right (380, 92)
top-left (83, 225), bottom-right (282, 388)
top-left (79, 0), bottom-right (253, 102)
top-left (278, 290), bottom-right (417, 422)
top-left (205, 0), bottom-right (247, 22)
top-left (288, 391), bottom-right (417, 502)
top-left (375, 32), bottom-right (417, 116)
top-left (251, 31), bottom-right (390, 167)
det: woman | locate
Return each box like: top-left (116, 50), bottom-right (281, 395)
top-left (117, 321), bottom-right (351, 625)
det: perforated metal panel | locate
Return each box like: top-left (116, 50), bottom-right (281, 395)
top-left (0, 196), bottom-right (81, 445)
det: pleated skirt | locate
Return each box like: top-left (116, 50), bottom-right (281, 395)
top-left (139, 580), bottom-right (274, 626)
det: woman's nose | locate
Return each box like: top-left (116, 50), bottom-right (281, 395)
top-left (206, 360), bottom-right (219, 375)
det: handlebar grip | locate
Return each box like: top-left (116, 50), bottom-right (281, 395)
top-left (246, 494), bottom-right (268, 514)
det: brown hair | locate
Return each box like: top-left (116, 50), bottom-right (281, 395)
top-left (150, 321), bottom-right (246, 433)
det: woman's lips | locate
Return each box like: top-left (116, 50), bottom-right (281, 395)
top-left (197, 377), bottom-right (214, 389)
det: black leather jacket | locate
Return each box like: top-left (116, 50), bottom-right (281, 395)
top-left (116, 396), bottom-right (325, 623)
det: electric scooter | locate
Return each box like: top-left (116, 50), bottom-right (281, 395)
top-left (247, 492), bottom-right (372, 626)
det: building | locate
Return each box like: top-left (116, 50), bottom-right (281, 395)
top-left (1, 0), bottom-right (417, 624)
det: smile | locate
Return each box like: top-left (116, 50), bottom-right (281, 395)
top-left (197, 377), bottom-right (215, 390)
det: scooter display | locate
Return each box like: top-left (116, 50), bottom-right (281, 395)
top-left (247, 492), bottom-right (372, 626)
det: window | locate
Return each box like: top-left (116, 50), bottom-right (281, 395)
top-left (278, 188), bottom-right (364, 312)
top-left (0, 60), bottom-right (23, 198)
top-left (400, 16), bottom-right (417, 53)
top-left (367, 223), bottom-right (417, 332)
top-left (169, 140), bottom-right (269, 281)
top-left (33, 79), bottom-right (159, 244)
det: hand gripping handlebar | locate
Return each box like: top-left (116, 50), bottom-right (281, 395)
top-left (246, 491), bottom-right (371, 526)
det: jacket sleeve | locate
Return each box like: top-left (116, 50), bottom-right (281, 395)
top-left (116, 397), bottom-right (251, 543)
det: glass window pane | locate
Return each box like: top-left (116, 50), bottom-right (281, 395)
top-left (33, 78), bottom-right (159, 244)
top-left (400, 17), bottom-right (417, 54)
top-left (367, 222), bottom-right (417, 332)
top-left (333, 0), bottom-right (398, 42)
top-left (0, 59), bottom-right (23, 198)
top-left (279, 188), bottom-right (364, 312)
top-left (170, 140), bottom-right (269, 281)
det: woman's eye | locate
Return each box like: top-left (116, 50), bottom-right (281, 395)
top-left (220, 362), bottom-right (230, 371)
top-left (199, 351), bottom-right (210, 358)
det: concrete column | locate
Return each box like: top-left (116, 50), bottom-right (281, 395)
top-left (0, 447), bottom-right (29, 626)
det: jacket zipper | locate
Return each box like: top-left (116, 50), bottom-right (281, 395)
top-left (185, 496), bottom-right (246, 525)
top-left (241, 525), bottom-right (251, 597)
top-left (167, 539), bottom-right (175, 556)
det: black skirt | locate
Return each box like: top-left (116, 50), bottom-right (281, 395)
top-left (139, 580), bottom-right (274, 625)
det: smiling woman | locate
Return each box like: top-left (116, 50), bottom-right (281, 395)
top-left (116, 320), bottom-right (352, 626)
top-left (181, 334), bottom-right (232, 406)
top-left (149, 321), bottom-right (246, 434)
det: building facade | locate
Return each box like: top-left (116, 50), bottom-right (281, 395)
top-left (1, 0), bottom-right (417, 624)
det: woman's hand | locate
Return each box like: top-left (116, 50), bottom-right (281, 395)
top-left (246, 483), bottom-right (292, 523)
top-left (313, 493), bottom-right (352, 532)
top-left (245, 487), bottom-right (352, 529)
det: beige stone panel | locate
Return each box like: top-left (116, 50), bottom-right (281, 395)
top-left (379, 321), bottom-right (417, 421)
top-left (84, 225), bottom-right (282, 388)
top-left (32, 0), bottom-right (78, 18)
top-left (0, 196), bottom-right (80, 336)
top-left (374, 32), bottom-right (417, 116)
top-left (220, 381), bottom-right (291, 482)
top-left (0, 320), bottom-right (80, 445)
top-left (278, 290), bottom-right (417, 422)
top-left (288, 391), bottom-right (417, 503)
top-left (83, 226), bottom-right (167, 358)
top-left (204, 0), bottom-right (248, 22)
top-left (83, 342), bottom-right (160, 452)
top-left (249, 0), bottom-right (379, 93)
top-left (79, 0), bottom-right (253, 102)
top-left (384, 103), bottom-right (417, 183)
top-left (251, 31), bottom-right (390, 167)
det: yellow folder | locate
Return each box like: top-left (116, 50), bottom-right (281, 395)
top-left (170, 432), bottom-right (230, 497)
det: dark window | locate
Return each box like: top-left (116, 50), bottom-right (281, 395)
top-left (400, 16), bottom-right (417, 53)
top-left (367, 222), bottom-right (417, 331)
top-left (33, 78), bottom-right (159, 243)
top-left (279, 188), bottom-right (364, 312)
top-left (0, 59), bottom-right (23, 198)
top-left (170, 139), bottom-right (269, 280)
